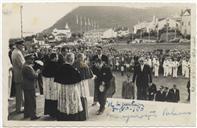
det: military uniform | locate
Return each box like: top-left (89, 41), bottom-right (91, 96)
top-left (22, 63), bottom-right (38, 119)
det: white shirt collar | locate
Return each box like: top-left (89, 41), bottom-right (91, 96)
top-left (140, 64), bottom-right (144, 71)
top-left (98, 54), bottom-right (102, 59)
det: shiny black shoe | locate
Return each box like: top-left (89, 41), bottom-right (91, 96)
top-left (30, 116), bottom-right (40, 120)
top-left (92, 102), bottom-right (97, 106)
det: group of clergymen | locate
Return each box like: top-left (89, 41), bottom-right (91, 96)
top-left (9, 39), bottom-right (116, 121)
top-left (9, 39), bottom-right (187, 121)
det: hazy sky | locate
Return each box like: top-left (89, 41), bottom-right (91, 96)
top-left (3, 3), bottom-right (192, 38)
top-left (3, 3), bottom-right (78, 38)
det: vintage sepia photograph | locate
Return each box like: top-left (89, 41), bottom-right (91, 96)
top-left (2, 2), bottom-right (196, 127)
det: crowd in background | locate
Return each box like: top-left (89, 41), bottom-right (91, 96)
top-left (8, 40), bottom-right (115, 121)
top-left (105, 47), bottom-right (190, 78)
top-left (122, 73), bottom-right (184, 103)
top-left (8, 39), bottom-right (191, 121)
top-left (10, 43), bottom-right (190, 79)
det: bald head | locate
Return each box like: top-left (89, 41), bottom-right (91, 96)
top-left (139, 57), bottom-right (145, 65)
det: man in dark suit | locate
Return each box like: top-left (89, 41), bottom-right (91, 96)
top-left (95, 60), bottom-right (113, 115)
top-left (148, 83), bottom-right (157, 100)
top-left (91, 46), bottom-right (109, 65)
top-left (132, 57), bottom-right (152, 100)
top-left (22, 54), bottom-right (40, 120)
top-left (155, 86), bottom-right (166, 102)
top-left (91, 46), bottom-right (109, 106)
top-left (168, 84), bottom-right (180, 103)
top-left (164, 87), bottom-right (171, 102)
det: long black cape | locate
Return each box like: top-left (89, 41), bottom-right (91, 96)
top-left (54, 63), bottom-right (81, 85)
top-left (42, 61), bottom-right (59, 78)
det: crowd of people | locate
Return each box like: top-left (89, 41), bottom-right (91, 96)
top-left (122, 74), bottom-right (181, 103)
top-left (8, 39), bottom-right (115, 121)
top-left (8, 39), bottom-right (190, 121)
top-left (105, 47), bottom-right (190, 78)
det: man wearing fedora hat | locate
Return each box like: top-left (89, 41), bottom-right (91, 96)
top-left (22, 54), bottom-right (40, 120)
top-left (11, 39), bottom-right (25, 113)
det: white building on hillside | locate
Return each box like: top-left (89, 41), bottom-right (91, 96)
top-left (84, 28), bottom-right (117, 42)
top-left (157, 18), bottom-right (180, 30)
top-left (52, 23), bottom-right (71, 40)
top-left (133, 16), bottom-right (157, 34)
top-left (33, 33), bottom-right (45, 45)
top-left (116, 28), bottom-right (129, 37)
top-left (133, 16), bottom-right (181, 34)
top-left (101, 28), bottom-right (117, 39)
top-left (84, 29), bottom-right (106, 42)
top-left (133, 21), bottom-right (150, 33)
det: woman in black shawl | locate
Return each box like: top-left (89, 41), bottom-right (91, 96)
top-left (54, 53), bottom-right (84, 121)
top-left (42, 53), bottom-right (59, 118)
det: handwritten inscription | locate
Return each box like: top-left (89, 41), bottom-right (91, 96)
top-left (106, 110), bottom-right (157, 123)
top-left (105, 100), bottom-right (192, 123)
top-left (123, 111), bottom-right (157, 123)
top-left (162, 108), bottom-right (191, 116)
top-left (106, 100), bottom-right (144, 113)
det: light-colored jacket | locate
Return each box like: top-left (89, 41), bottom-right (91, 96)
top-left (11, 48), bottom-right (25, 83)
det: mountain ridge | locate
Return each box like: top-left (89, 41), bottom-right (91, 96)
top-left (43, 6), bottom-right (182, 34)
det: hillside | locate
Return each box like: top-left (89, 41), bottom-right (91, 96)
top-left (43, 6), bottom-right (182, 34)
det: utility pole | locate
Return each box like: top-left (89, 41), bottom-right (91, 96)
top-left (20, 5), bottom-right (23, 38)
top-left (166, 19), bottom-right (169, 42)
top-left (155, 24), bottom-right (159, 42)
top-left (81, 24), bottom-right (82, 34)
top-left (175, 23), bottom-right (177, 39)
top-left (166, 25), bottom-right (168, 42)
top-left (148, 29), bottom-right (151, 42)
